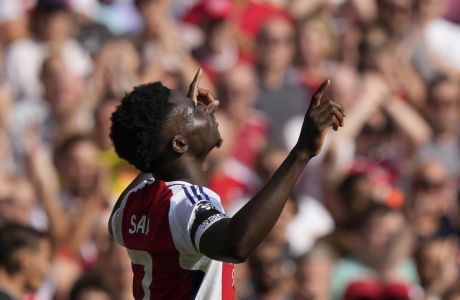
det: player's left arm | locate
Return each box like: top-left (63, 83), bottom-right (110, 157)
top-left (188, 72), bottom-right (344, 263)
top-left (108, 172), bottom-right (153, 237)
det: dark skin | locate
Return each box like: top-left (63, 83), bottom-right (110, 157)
top-left (109, 69), bottom-right (345, 263)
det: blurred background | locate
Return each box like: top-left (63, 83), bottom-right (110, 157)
top-left (0, 0), bottom-right (459, 299)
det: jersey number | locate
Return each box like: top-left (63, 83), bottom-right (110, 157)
top-left (127, 249), bottom-right (153, 300)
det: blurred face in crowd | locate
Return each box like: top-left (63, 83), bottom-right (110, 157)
top-left (257, 18), bottom-right (295, 72)
top-left (363, 209), bottom-right (405, 255)
top-left (356, 111), bottom-right (395, 157)
top-left (219, 64), bottom-right (258, 120)
top-left (295, 254), bottom-right (332, 300)
top-left (59, 139), bottom-right (100, 198)
top-left (136, 0), bottom-right (169, 34)
top-left (427, 80), bottom-right (460, 135)
top-left (0, 13), bottom-right (28, 46)
top-left (205, 19), bottom-right (234, 54)
top-left (416, 0), bottom-right (448, 22)
top-left (336, 175), bottom-right (375, 227)
top-left (299, 18), bottom-right (334, 66)
top-left (331, 65), bottom-right (359, 110)
top-left (416, 238), bottom-right (456, 288)
top-left (410, 161), bottom-right (451, 217)
top-left (378, 0), bottom-right (415, 35)
top-left (256, 146), bottom-right (288, 182)
top-left (97, 242), bottom-right (133, 295)
top-left (41, 56), bottom-right (83, 119)
top-left (249, 241), bottom-right (285, 294)
top-left (36, 10), bottom-right (72, 42)
top-left (0, 177), bottom-right (35, 225)
top-left (23, 238), bottom-right (51, 292)
top-left (98, 40), bottom-right (140, 97)
top-left (347, 177), bottom-right (374, 215)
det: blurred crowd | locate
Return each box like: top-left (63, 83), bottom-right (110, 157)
top-left (0, 0), bottom-right (460, 299)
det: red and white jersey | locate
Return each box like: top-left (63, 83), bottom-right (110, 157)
top-left (111, 178), bottom-right (235, 300)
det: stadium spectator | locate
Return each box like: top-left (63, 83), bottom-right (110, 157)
top-left (418, 78), bottom-right (460, 180)
top-left (254, 16), bottom-right (307, 146)
top-left (0, 223), bottom-right (50, 300)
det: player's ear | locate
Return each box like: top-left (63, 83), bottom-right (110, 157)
top-left (172, 135), bottom-right (189, 154)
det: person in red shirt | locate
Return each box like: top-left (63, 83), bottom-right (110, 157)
top-left (108, 69), bottom-right (344, 299)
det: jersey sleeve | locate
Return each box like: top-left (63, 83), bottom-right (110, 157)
top-left (169, 185), bottom-right (229, 255)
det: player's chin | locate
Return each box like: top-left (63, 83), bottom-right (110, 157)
top-left (211, 129), bottom-right (223, 149)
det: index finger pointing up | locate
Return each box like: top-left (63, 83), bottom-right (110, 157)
top-left (308, 79), bottom-right (331, 111)
top-left (187, 68), bottom-right (203, 103)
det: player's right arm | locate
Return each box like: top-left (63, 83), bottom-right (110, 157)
top-left (199, 79), bottom-right (345, 263)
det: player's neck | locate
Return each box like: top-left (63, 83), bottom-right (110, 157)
top-left (154, 155), bottom-right (207, 186)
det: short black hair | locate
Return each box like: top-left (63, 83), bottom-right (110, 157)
top-left (70, 273), bottom-right (110, 300)
top-left (337, 173), bottom-right (367, 200)
top-left (53, 133), bottom-right (96, 168)
top-left (110, 82), bottom-right (173, 172)
top-left (55, 133), bottom-right (95, 157)
top-left (0, 223), bottom-right (47, 275)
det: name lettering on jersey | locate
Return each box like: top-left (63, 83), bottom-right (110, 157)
top-left (129, 215), bottom-right (150, 235)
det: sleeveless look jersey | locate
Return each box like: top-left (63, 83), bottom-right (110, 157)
top-left (110, 178), bottom-right (235, 300)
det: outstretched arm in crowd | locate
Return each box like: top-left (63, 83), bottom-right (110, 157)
top-left (66, 168), bottom-right (111, 252)
top-left (326, 73), bottom-right (431, 180)
top-left (23, 131), bottom-right (112, 254)
top-left (22, 131), bottom-right (69, 249)
top-left (200, 79), bottom-right (345, 262)
top-left (140, 11), bottom-right (215, 93)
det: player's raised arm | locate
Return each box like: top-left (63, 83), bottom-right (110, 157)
top-left (199, 79), bottom-right (345, 263)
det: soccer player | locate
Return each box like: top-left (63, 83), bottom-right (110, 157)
top-left (108, 69), bottom-right (344, 299)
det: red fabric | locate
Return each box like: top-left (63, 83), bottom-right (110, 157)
top-left (222, 262), bottom-right (235, 300)
top-left (299, 74), bottom-right (327, 99)
top-left (237, 3), bottom-right (290, 38)
top-left (209, 174), bottom-right (248, 208)
top-left (383, 282), bottom-right (411, 298)
top-left (344, 280), bottom-right (410, 300)
top-left (344, 281), bottom-right (381, 300)
top-left (183, 0), bottom-right (233, 23)
top-left (348, 159), bottom-right (405, 208)
top-left (121, 180), bottom-right (235, 299)
top-left (122, 181), bottom-right (194, 299)
top-left (231, 113), bottom-right (268, 167)
top-left (234, 3), bottom-right (291, 64)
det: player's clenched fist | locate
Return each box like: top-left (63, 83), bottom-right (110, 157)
top-left (295, 79), bottom-right (345, 157)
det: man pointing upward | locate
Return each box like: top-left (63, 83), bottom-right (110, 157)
top-left (108, 69), bottom-right (344, 300)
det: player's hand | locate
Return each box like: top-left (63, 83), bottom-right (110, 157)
top-left (295, 79), bottom-right (345, 157)
top-left (188, 68), bottom-right (220, 112)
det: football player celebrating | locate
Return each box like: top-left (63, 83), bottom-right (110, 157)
top-left (109, 69), bottom-right (344, 300)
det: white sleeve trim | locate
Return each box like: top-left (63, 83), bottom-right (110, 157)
top-left (111, 208), bottom-right (123, 245)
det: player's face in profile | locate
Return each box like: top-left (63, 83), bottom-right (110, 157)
top-left (169, 90), bottom-right (222, 156)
